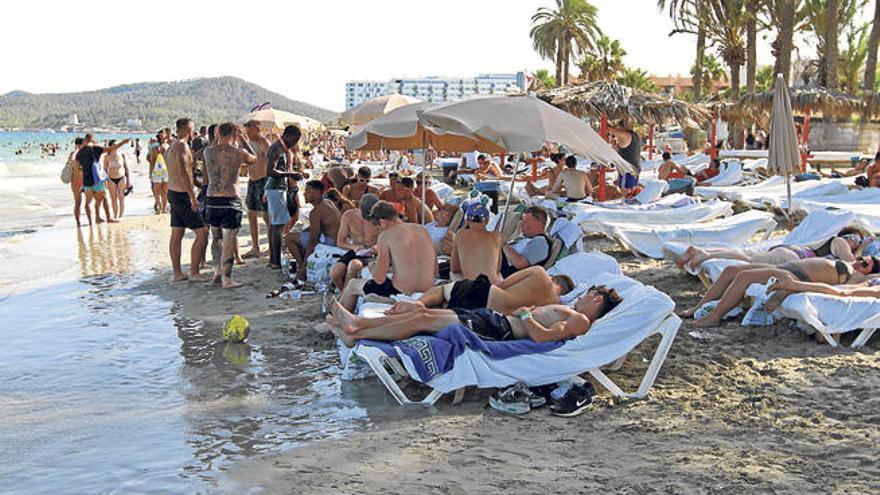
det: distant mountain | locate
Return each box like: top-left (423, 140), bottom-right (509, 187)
top-left (0, 77), bottom-right (337, 130)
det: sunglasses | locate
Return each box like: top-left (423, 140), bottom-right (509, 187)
top-left (357, 178), bottom-right (370, 183)
top-left (587, 285), bottom-right (622, 304)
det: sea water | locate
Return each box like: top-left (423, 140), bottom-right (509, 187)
top-left (0, 132), bottom-right (398, 493)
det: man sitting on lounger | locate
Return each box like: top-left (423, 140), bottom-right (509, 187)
top-left (388, 265), bottom-right (574, 316)
top-left (338, 200), bottom-right (437, 311)
top-left (500, 206), bottom-right (552, 277)
top-left (681, 256), bottom-right (880, 327)
top-left (328, 284), bottom-right (622, 347)
top-left (549, 155), bottom-right (592, 201)
top-left (450, 203), bottom-right (503, 283)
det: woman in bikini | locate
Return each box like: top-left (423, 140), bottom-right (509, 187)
top-left (104, 140), bottom-right (129, 220)
top-left (680, 256), bottom-right (880, 327)
top-left (677, 227), bottom-right (868, 271)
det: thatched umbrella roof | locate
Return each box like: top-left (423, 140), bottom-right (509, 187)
top-left (697, 94), bottom-right (761, 125)
top-left (537, 80), bottom-right (711, 128)
top-left (740, 86), bottom-right (864, 118)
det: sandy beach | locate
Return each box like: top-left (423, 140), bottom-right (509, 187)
top-left (136, 227), bottom-right (879, 494)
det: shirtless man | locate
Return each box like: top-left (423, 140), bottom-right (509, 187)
top-left (165, 117), bottom-right (209, 282)
top-left (339, 201), bottom-right (437, 312)
top-left (263, 125), bottom-right (304, 270)
top-left (549, 155), bottom-right (592, 201)
top-left (285, 180), bottom-right (342, 282)
top-left (379, 172), bottom-right (406, 203)
top-left (398, 177), bottom-right (434, 224)
top-left (68, 137), bottom-right (84, 227)
top-left (342, 166), bottom-right (380, 203)
top-left (450, 203), bottom-right (502, 283)
top-left (329, 284), bottom-right (620, 347)
top-left (414, 172), bottom-right (443, 211)
top-left (475, 154), bottom-right (504, 181)
top-left (330, 193), bottom-right (381, 290)
top-left (74, 134), bottom-right (129, 225)
top-left (681, 256), bottom-right (879, 327)
top-left (525, 153), bottom-right (565, 197)
top-left (203, 122), bottom-right (257, 288)
top-left (242, 120), bottom-right (271, 259)
top-left (389, 265), bottom-right (573, 316)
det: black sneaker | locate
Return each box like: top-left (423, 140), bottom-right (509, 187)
top-left (550, 382), bottom-right (594, 418)
top-left (488, 382), bottom-right (531, 415)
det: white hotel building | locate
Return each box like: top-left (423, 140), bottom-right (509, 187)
top-left (344, 72), bottom-right (527, 109)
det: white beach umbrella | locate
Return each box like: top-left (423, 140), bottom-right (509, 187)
top-left (417, 95), bottom-right (634, 228)
top-left (342, 94), bottom-right (422, 127)
top-left (767, 74), bottom-right (801, 221)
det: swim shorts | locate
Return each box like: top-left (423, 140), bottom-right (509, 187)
top-left (618, 172), bottom-right (638, 189)
top-left (444, 274), bottom-right (492, 310)
top-left (205, 197), bottom-right (243, 230)
top-left (300, 228), bottom-right (337, 249)
top-left (83, 182), bottom-right (106, 193)
top-left (169, 190), bottom-right (205, 229)
top-left (362, 278), bottom-right (401, 297)
top-left (337, 249), bottom-right (372, 266)
top-left (264, 189), bottom-right (291, 226)
top-left (245, 177), bottom-right (268, 212)
top-left (453, 307), bottom-right (515, 341)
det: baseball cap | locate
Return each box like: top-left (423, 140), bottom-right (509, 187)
top-left (465, 202), bottom-right (490, 223)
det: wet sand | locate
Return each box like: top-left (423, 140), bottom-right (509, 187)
top-left (141, 229), bottom-right (879, 494)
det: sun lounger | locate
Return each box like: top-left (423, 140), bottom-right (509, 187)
top-left (701, 160), bottom-right (743, 186)
top-left (663, 209), bottom-right (863, 282)
top-left (791, 188), bottom-right (880, 233)
top-left (695, 176), bottom-right (849, 207)
top-left (633, 179), bottom-right (667, 204)
top-left (565, 199), bottom-right (733, 227)
top-left (342, 252), bottom-right (680, 405)
top-left (743, 282), bottom-right (877, 349)
top-left (588, 210), bottom-right (777, 259)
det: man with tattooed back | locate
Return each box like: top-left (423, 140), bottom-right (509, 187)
top-left (204, 122), bottom-right (257, 288)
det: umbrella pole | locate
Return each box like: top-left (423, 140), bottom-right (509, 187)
top-left (800, 107), bottom-right (812, 173)
top-left (599, 113), bottom-right (608, 201)
top-left (710, 112), bottom-right (717, 160)
top-left (421, 130), bottom-right (427, 225)
top-left (648, 124), bottom-right (654, 160)
top-left (500, 156), bottom-right (518, 234)
top-left (786, 174), bottom-right (793, 230)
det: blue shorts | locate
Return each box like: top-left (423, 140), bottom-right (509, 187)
top-left (666, 177), bottom-right (696, 194)
top-left (618, 173), bottom-right (638, 189)
top-left (83, 182), bottom-right (106, 193)
top-left (265, 189), bottom-right (291, 226)
top-left (300, 228), bottom-right (337, 248)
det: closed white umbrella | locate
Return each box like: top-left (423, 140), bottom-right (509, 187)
top-left (342, 94), bottom-right (422, 127)
top-left (417, 95), bottom-right (634, 228)
top-left (767, 74), bottom-right (801, 221)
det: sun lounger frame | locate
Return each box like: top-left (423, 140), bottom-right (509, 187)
top-left (352, 313), bottom-right (681, 406)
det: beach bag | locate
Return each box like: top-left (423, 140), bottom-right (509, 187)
top-left (306, 244), bottom-right (347, 284)
top-left (60, 160), bottom-right (72, 184)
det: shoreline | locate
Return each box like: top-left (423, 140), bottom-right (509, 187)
top-left (137, 234), bottom-right (879, 493)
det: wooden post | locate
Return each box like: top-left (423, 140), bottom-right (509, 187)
top-left (531, 158), bottom-right (537, 182)
top-left (599, 112), bottom-right (608, 201)
top-left (709, 111), bottom-right (717, 160)
top-left (801, 107), bottom-right (812, 173)
top-left (648, 124), bottom-right (655, 160)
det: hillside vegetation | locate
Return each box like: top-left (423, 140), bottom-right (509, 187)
top-left (0, 77), bottom-right (337, 130)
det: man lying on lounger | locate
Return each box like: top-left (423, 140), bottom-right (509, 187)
top-left (680, 256), bottom-right (880, 327)
top-left (386, 265), bottom-right (574, 316)
top-left (328, 285), bottom-right (622, 347)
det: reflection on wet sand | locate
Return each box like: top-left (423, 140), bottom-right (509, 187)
top-left (77, 225), bottom-right (134, 277)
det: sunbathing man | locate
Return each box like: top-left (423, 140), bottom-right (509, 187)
top-left (285, 180), bottom-right (341, 282)
top-left (398, 177), bottom-right (434, 223)
top-left (329, 284), bottom-right (620, 347)
top-left (379, 172), bottom-right (406, 203)
top-left (475, 154), bottom-right (504, 181)
top-left (500, 206), bottom-right (552, 277)
top-left (677, 227), bottom-right (867, 270)
top-left (450, 203), bottom-right (503, 283)
top-left (549, 155), bottom-right (592, 201)
top-left (389, 265), bottom-right (574, 316)
top-left (694, 159), bottom-right (721, 184)
top-left (342, 166), bottom-right (380, 203)
top-left (681, 256), bottom-right (880, 327)
top-left (330, 193), bottom-right (381, 291)
top-left (525, 153), bottom-right (565, 197)
top-left (338, 201), bottom-right (437, 311)
top-left (414, 172), bottom-right (444, 211)
top-left (768, 270), bottom-right (880, 298)
top-left (657, 152), bottom-right (695, 195)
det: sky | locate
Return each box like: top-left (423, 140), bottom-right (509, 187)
top-left (0, 0), bottom-right (820, 112)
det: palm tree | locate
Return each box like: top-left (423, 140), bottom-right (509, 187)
top-left (746, 0), bottom-right (758, 93)
top-left (799, 0), bottom-right (867, 87)
top-left (659, 0), bottom-right (708, 99)
top-left (838, 21), bottom-right (869, 94)
top-left (691, 54), bottom-right (727, 93)
top-left (756, 65), bottom-right (776, 91)
top-left (863, 0), bottom-right (880, 118)
top-left (826, 0), bottom-right (840, 90)
top-left (530, 69), bottom-right (558, 90)
top-left (530, 0), bottom-right (602, 86)
top-left (617, 67), bottom-right (659, 92)
top-left (578, 35), bottom-right (627, 81)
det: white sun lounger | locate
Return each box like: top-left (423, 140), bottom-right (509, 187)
top-left (589, 210), bottom-right (777, 259)
top-left (744, 283), bottom-right (878, 349)
top-left (566, 200), bottom-right (733, 228)
top-left (344, 252), bottom-right (681, 405)
top-left (695, 176), bottom-right (850, 207)
top-left (792, 188), bottom-right (880, 233)
top-left (663, 209), bottom-right (862, 283)
top-left (701, 160), bottom-right (743, 186)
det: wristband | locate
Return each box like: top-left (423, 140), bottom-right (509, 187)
top-left (518, 311), bottom-right (533, 321)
